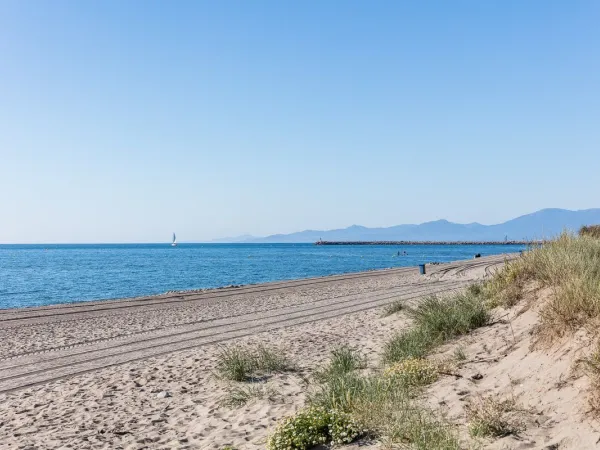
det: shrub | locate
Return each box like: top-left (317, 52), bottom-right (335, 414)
top-left (266, 405), bottom-right (361, 450)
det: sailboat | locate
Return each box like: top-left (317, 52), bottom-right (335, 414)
top-left (171, 232), bottom-right (177, 247)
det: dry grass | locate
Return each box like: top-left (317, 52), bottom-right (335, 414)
top-left (219, 382), bottom-right (280, 408)
top-left (485, 233), bottom-right (600, 341)
top-left (383, 357), bottom-right (439, 387)
top-left (580, 225), bottom-right (600, 239)
top-left (382, 300), bottom-right (404, 317)
top-left (466, 394), bottom-right (526, 438)
top-left (215, 344), bottom-right (294, 381)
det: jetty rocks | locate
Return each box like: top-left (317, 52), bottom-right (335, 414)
top-left (314, 240), bottom-right (541, 246)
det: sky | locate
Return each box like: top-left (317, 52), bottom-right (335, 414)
top-left (1, 1), bottom-right (599, 243)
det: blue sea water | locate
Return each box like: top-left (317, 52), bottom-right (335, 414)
top-left (0, 243), bottom-right (524, 309)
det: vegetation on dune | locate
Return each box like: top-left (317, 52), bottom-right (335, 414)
top-left (266, 405), bottom-right (361, 449)
top-left (313, 345), bottom-right (366, 383)
top-left (383, 291), bottom-right (491, 364)
top-left (579, 224), bottom-right (600, 239)
top-left (466, 395), bottom-right (525, 438)
top-left (383, 357), bottom-right (439, 387)
top-left (270, 345), bottom-right (461, 449)
top-left (268, 233), bottom-right (600, 448)
top-left (486, 233), bottom-right (600, 340)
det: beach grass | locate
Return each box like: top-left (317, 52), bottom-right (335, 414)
top-left (486, 233), bottom-right (600, 340)
top-left (306, 354), bottom-right (460, 449)
top-left (579, 225), bottom-right (600, 239)
top-left (215, 343), bottom-right (293, 381)
top-left (220, 382), bottom-right (279, 408)
top-left (383, 292), bottom-right (491, 364)
top-left (466, 394), bottom-right (525, 438)
top-left (313, 345), bottom-right (366, 382)
top-left (382, 300), bottom-right (404, 317)
top-left (268, 233), bottom-right (600, 448)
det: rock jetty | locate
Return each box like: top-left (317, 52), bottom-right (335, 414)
top-left (314, 240), bottom-right (541, 246)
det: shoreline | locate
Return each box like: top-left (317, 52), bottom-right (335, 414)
top-left (0, 254), bottom-right (517, 313)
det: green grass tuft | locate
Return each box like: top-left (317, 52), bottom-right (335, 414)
top-left (314, 345), bottom-right (366, 382)
top-left (215, 344), bottom-right (293, 381)
top-left (383, 291), bottom-right (490, 365)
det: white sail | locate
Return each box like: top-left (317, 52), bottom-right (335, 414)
top-left (171, 233), bottom-right (177, 246)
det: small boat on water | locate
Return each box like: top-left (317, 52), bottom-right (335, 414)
top-left (171, 232), bottom-right (177, 247)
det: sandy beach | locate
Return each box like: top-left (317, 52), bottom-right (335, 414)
top-left (0, 254), bottom-right (528, 449)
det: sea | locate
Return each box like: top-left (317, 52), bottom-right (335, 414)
top-left (0, 243), bottom-right (525, 309)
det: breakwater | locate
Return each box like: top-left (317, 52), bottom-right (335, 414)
top-left (314, 240), bottom-right (540, 246)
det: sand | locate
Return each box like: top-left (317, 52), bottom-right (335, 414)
top-left (0, 253), bottom-right (563, 450)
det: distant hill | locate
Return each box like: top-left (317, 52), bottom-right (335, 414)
top-left (216, 208), bottom-right (600, 243)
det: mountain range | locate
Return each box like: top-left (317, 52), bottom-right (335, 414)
top-left (211, 208), bottom-right (600, 243)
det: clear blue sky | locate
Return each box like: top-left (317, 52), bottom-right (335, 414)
top-left (1, 1), bottom-right (599, 243)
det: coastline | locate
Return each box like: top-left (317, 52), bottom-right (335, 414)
top-left (0, 253), bottom-right (515, 313)
top-left (0, 243), bottom-right (526, 311)
top-left (0, 254), bottom-right (513, 449)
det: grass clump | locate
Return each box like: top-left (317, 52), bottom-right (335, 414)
top-left (266, 405), bottom-right (361, 449)
top-left (453, 346), bottom-right (467, 362)
top-left (349, 376), bottom-right (460, 449)
top-left (219, 382), bottom-right (279, 408)
top-left (383, 357), bottom-right (439, 387)
top-left (466, 395), bottom-right (525, 438)
top-left (314, 345), bottom-right (366, 382)
top-left (215, 343), bottom-right (292, 381)
top-left (382, 300), bottom-right (404, 317)
top-left (383, 291), bottom-right (490, 364)
top-left (307, 371), bottom-right (459, 449)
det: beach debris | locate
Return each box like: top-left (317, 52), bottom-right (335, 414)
top-left (156, 391), bottom-right (172, 399)
top-left (471, 373), bottom-right (484, 380)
